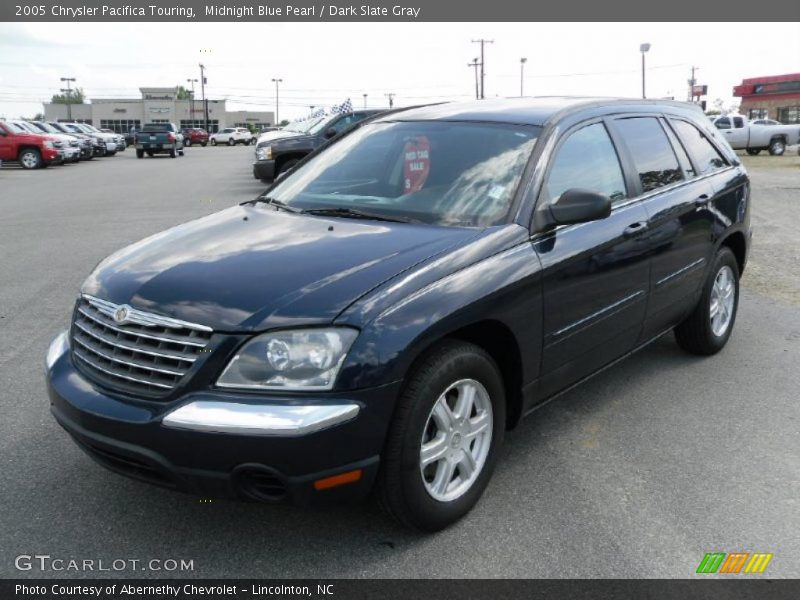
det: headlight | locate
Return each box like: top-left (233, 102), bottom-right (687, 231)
top-left (256, 146), bottom-right (272, 161)
top-left (43, 140), bottom-right (54, 148)
top-left (217, 328), bottom-right (358, 391)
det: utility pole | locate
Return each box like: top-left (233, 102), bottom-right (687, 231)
top-left (199, 64), bottom-right (209, 131)
top-left (60, 77), bottom-right (76, 121)
top-left (687, 66), bottom-right (699, 102)
top-left (520, 58), bottom-right (527, 97)
top-left (363, 93), bottom-right (368, 109)
top-left (272, 78), bottom-right (283, 125)
top-left (467, 58), bottom-right (480, 99)
top-left (385, 93), bottom-right (395, 108)
top-left (471, 38), bottom-right (493, 99)
top-left (187, 78), bottom-right (198, 125)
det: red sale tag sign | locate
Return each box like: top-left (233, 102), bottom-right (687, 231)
top-left (403, 136), bottom-right (431, 193)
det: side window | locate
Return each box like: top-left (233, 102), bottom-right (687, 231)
top-left (543, 122), bottom-right (627, 205)
top-left (732, 117), bottom-right (745, 128)
top-left (613, 117), bottom-right (683, 193)
top-left (670, 120), bottom-right (728, 176)
top-left (715, 117), bottom-right (731, 130)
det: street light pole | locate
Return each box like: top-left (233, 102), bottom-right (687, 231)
top-left (385, 93), bottom-right (395, 108)
top-left (187, 78), bottom-right (198, 125)
top-left (363, 93), bottom-right (368, 109)
top-left (639, 43), bottom-right (651, 99)
top-left (272, 78), bottom-right (283, 125)
top-left (199, 64), bottom-right (209, 131)
top-left (520, 58), bottom-right (527, 97)
top-left (60, 77), bottom-right (76, 121)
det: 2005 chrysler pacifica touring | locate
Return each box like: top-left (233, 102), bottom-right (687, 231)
top-left (46, 98), bottom-right (751, 531)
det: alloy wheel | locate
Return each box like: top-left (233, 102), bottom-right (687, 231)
top-left (420, 379), bottom-right (493, 502)
top-left (710, 265), bottom-right (735, 337)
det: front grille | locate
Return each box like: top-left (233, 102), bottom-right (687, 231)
top-left (71, 295), bottom-right (213, 399)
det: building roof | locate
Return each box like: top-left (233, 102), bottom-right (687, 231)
top-left (377, 96), bottom-right (697, 126)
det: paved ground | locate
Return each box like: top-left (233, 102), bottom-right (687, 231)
top-left (1, 147), bottom-right (798, 578)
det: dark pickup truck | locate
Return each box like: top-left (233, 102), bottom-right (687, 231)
top-left (253, 110), bottom-right (383, 181)
top-left (135, 123), bottom-right (184, 158)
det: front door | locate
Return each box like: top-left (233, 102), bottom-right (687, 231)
top-left (533, 120), bottom-right (651, 400)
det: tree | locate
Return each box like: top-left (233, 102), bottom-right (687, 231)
top-left (279, 119), bottom-right (290, 127)
top-left (176, 85), bottom-right (193, 100)
top-left (50, 88), bottom-right (85, 104)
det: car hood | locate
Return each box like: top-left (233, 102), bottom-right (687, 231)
top-left (81, 205), bottom-right (479, 332)
top-left (256, 130), bottom-right (303, 144)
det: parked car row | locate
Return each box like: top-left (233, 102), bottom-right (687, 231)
top-left (0, 119), bottom-right (124, 169)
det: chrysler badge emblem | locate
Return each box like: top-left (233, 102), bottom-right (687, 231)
top-left (114, 305), bottom-right (130, 324)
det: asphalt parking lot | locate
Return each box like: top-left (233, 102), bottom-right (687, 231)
top-left (1, 146), bottom-right (798, 578)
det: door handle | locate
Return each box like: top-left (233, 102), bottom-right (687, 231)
top-left (695, 194), bottom-right (710, 207)
top-left (623, 221), bottom-right (647, 238)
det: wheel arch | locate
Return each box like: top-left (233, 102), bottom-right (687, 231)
top-left (718, 230), bottom-right (747, 276)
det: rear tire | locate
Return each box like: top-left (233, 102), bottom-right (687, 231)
top-left (210, 139), bottom-right (217, 146)
top-left (674, 247), bottom-right (739, 355)
top-left (184, 139), bottom-right (192, 147)
top-left (136, 149), bottom-right (144, 159)
top-left (19, 148), bottom-right (42, 169)
top-left (201, 141), bottom-right (207, 147)
top-left (169, 149), bottom-right (176, 158)
top-left (768, 139), bottom-right (786, 156)
top-left (745, 148), bottom-right (761, 156)
top-left (376, 340), bottom-right (505, 531)
top-left (228, 138), bottom-right (235, 146)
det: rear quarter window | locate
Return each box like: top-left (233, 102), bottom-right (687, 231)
top-left (670, 119), bottom-right (728, 176)
top-left (613, 117), bottom-right (684, 194)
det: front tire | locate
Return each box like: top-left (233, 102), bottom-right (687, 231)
top-left (674, 247), bottom-right (739, 355)
top-left (184, 138), bottom-right (192, 147)
top-left (377, 340), bottom-right (505, 531)
top-left (768, 139), bottom-right (786, 156)
top-left (228, 138), bottom-right (235, 146)
top-left (210, 139), bottom-right (217, 146)
top-left (19, 148), bottom-right (43, 169)
top-left (201, 141), bottom-right (207, 147)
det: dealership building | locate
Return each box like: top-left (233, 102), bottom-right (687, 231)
top-left (733, 73), bottom-right (800, 123)
top-left (43, 87), bottom-right (275, 133)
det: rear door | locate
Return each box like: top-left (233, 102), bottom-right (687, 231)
top-left (533, 119), bottom-right (651, 399)
top-left (609, 116), bottom-right (716, 340)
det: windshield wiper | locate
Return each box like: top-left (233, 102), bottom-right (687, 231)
top-left (245, 195), bottom-right (303, 213)
top-left (303, 207), bottom-right (418, 224)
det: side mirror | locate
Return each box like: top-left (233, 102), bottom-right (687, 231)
top-left (0, 129), bottom-right (7, 136)
top-left (324, 127), bottom-right (338, 139)
top-left (544, 188), bottom-right (612, 227)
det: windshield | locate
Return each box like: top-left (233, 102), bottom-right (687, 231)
top-left (4, 122), bottom-right (27, 133)
top-left (13, 121), bottom-right (41, 133)
top-left (284, 118), bottom-right (323, 134)
top-left (62, 123), bottom-right (81, 133)
top-left (32, 122), bottom-right (57, 133)
top-left (268, 120), bottom-right (540, 227)
top-left (307, 114), bottom-right (340, 135)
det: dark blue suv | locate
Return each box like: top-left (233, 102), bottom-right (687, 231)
top-left (46, 98), bottom-right (750, 531)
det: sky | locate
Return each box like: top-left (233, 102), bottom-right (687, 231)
top-left (1, 22), bottom-right (798, 121)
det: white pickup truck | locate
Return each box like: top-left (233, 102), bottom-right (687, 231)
top-left (711, 114), bottom-right (799, 156)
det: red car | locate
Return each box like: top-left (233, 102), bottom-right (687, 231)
top-left (181, 128), bottom-right (209, 147)
top-left (0, 120), bottom-right (63, 169)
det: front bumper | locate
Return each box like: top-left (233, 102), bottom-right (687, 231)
top-left (253, 159), bottom-right (277, 181)
top-left (45, 332), bottom-right (398, 506)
